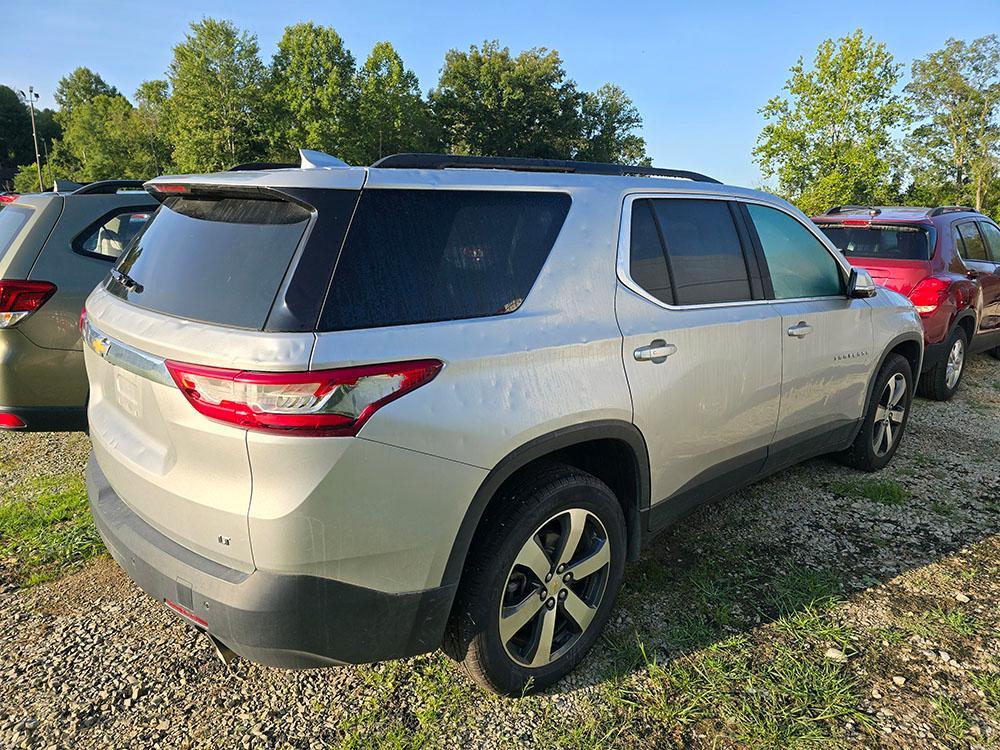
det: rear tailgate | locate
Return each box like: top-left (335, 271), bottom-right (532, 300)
top-left (83, 181), bottom-right (329, 571)
top-left (847, 258), bottom-right (932, 296)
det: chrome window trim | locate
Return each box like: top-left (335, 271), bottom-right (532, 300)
top-left (615, 191), bottom-right (852, 312)
top-left (82, 317), bottom-right (174, 387)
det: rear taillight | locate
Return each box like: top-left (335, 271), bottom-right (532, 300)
top-left (0, 280), bottom-right (57, 328)
top-left (908, 276), bottom-right (950, 315)
top-left (0, 413), bottom-right (26, 430)
top-left (164, 359), bottom-right (443, 436)
top-left (79, 306), bottom-right (87, 334)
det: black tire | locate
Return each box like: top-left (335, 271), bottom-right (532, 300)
top-left (918, 326), bottom-right (968, 401)
top-left (837, 353), bottom-right (913, 472)
top-left (989, 346), bottom-right (1000, 361)
top-left (443, 463), bottom-right (626, 696)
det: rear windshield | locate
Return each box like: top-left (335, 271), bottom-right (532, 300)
top-left (0, 205), bottom-right (31, 260)
top-left (319, 189), bottom-right (571, 331)
top-left (107, 195), bottom-right (312, 329)
top-left (818, 224), bottom-right (933, 261)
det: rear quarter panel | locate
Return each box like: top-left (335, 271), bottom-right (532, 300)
top-left (310, 175), bottom-right (634, 472)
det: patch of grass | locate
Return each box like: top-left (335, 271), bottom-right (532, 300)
top-left (637, 636), bottom-right (870, 748)
top-left (931, 605), bottom-right (978, 636)
top-left (831, 477), bottom-right (907, 505)
top-left (972, 671), bottom-right (1000, 719)
top-left (335, 655), bottom-right (472, 749)
top-left (774, 604), bottom-right (854, 648)
top-left (0, 474), bottom-right (103, 587)
top-left (767, 566), bottom-right (841, 615)
top-left (929, 498), bottom-right (957, 517)
top-left (931, 695), bottom-right (969, 741)
top-left (532, 695), bottom-right (638, 750)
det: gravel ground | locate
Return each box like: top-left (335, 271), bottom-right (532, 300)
top-left (0, 354), bottom-right (998, 749)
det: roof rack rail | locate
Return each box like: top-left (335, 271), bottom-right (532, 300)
top-left (371, 153), bottom-right (723, 184)
top-left (824, 205), bottom-right (881, 216)
top-left (227, 162), bottom-right (298, 172)
top-left (72, 180), bottom-right (147, 195)
top-left (928, 205), bottom-right (976, 217)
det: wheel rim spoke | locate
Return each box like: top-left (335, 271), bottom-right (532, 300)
top-left (514, 535), bottom-right (553, 583)
top-left (889, 407), bottom-right (905, 424)
top-left (874, 405), bottom-right (888, 422)
top-left (555, 508), bottom-right (588, 569)
top-left (529, 605), bottom-right (558, 667)
top-left (887, 375), bottom-right (906, 407)
top-left (874, 422), bottom-right (887, 454)
top-left (884, 421), bottom-right (894, 449)
top-left (500, 592), bottom-right (546, 644)
top-left (562, 588), bottom-right (596, 632)
top-left (565, 541), bottom-right (610, 581)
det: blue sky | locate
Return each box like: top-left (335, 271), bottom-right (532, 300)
top-left (5, 0), bottom-right (998, 186)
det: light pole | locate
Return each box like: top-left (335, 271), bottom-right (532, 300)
top-left (18, 87), bottom-right (44, 192)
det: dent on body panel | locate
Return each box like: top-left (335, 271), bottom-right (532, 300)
top-left (246, 433), bottom-right (487, 593)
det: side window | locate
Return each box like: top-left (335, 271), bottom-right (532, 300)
top-left (977, 222), bottom-right (1000, 263)
top-left (648, 199), bottom-right (751, 305)
top-left (319, 190), bottom-right (570, 331)
top-left (746, 203), bottom-right (843, 299)
top-left (74, 209), bottom-right (154, 260)
top-left (628, 200), bottom-right (673, 304)
top-left (956, 222), bottom-right (988, 261)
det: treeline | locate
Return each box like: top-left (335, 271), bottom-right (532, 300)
top-left (0, 19), bottom-right (648, 192)
top-left (2, 23), bottom-right (997, 221)
top-left (755, 30), bottom-right (1000, 218)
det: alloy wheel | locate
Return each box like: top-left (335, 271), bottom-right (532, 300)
top-left (499, 508), bottom-right (611, 668)
top-left (945, 338), bottom-right (965, 390)
top-left (873, 372), bottom-right (907, 457)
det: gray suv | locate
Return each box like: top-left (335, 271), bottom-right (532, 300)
top-left (0, 181), bottom-right (155, 431)
top-left (83, 153), bottom-right (923, 694)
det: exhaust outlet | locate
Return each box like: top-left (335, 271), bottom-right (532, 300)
top-left (208, 634), bottom-right (238, 669)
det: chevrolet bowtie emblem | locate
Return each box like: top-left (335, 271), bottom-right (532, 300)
top-left (92, 336), bottom-right (111, 358)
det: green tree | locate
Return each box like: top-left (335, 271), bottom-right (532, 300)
top-left (268, 22), bottom-right (357, 161)
top-left (168, 18), bottom-right (269, 172)
top-left (0, 85), bottom-right (32, 168)
top-left (53, 67), bottom-right (119, 117)
top-left (905, 35), bottom-right (1000, 215)
top-left (575, 83), bottom-right (648, 164)
top-left (430, 40), bottom-right (582, 158)
top-left (754, 29), bottom-right (907, 215)
top-left (353, 41), bottom-right (438, 163)
top-left (130, 80), bottom-right (174, 175)
top-left (55, 93), bottom-right (138, 181)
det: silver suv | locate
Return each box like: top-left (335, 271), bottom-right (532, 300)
top-left (83, 152), bottom-right (923, 695)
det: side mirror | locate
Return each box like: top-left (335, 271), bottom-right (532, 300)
top-left (848, 267), bottom-right (877, 299)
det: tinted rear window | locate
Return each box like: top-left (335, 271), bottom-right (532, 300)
top-left (107, 195), bottom-right (312, 329)
top-left (818, 224), bottom-right (932, 261)
top-left (650, 199), bottom-right (751, 305)
top-left (0, 205), bottom-right (31, 260)
top-left (319, 189), bottom-right (570, 331)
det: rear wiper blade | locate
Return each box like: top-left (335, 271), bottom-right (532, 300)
top-left (111, 268), bottom-right (144, 294)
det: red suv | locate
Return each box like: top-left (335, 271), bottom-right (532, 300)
top-left (813, 206), bottom-right (1000, 400)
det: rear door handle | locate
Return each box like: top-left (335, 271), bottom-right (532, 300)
top-left (787, 322), bottom-right (813, 338)
top-left (633, 341), bottom-right (677, 363)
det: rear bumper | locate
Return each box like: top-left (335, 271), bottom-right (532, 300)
top-left (86, 453), bottom-right (455, 668)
